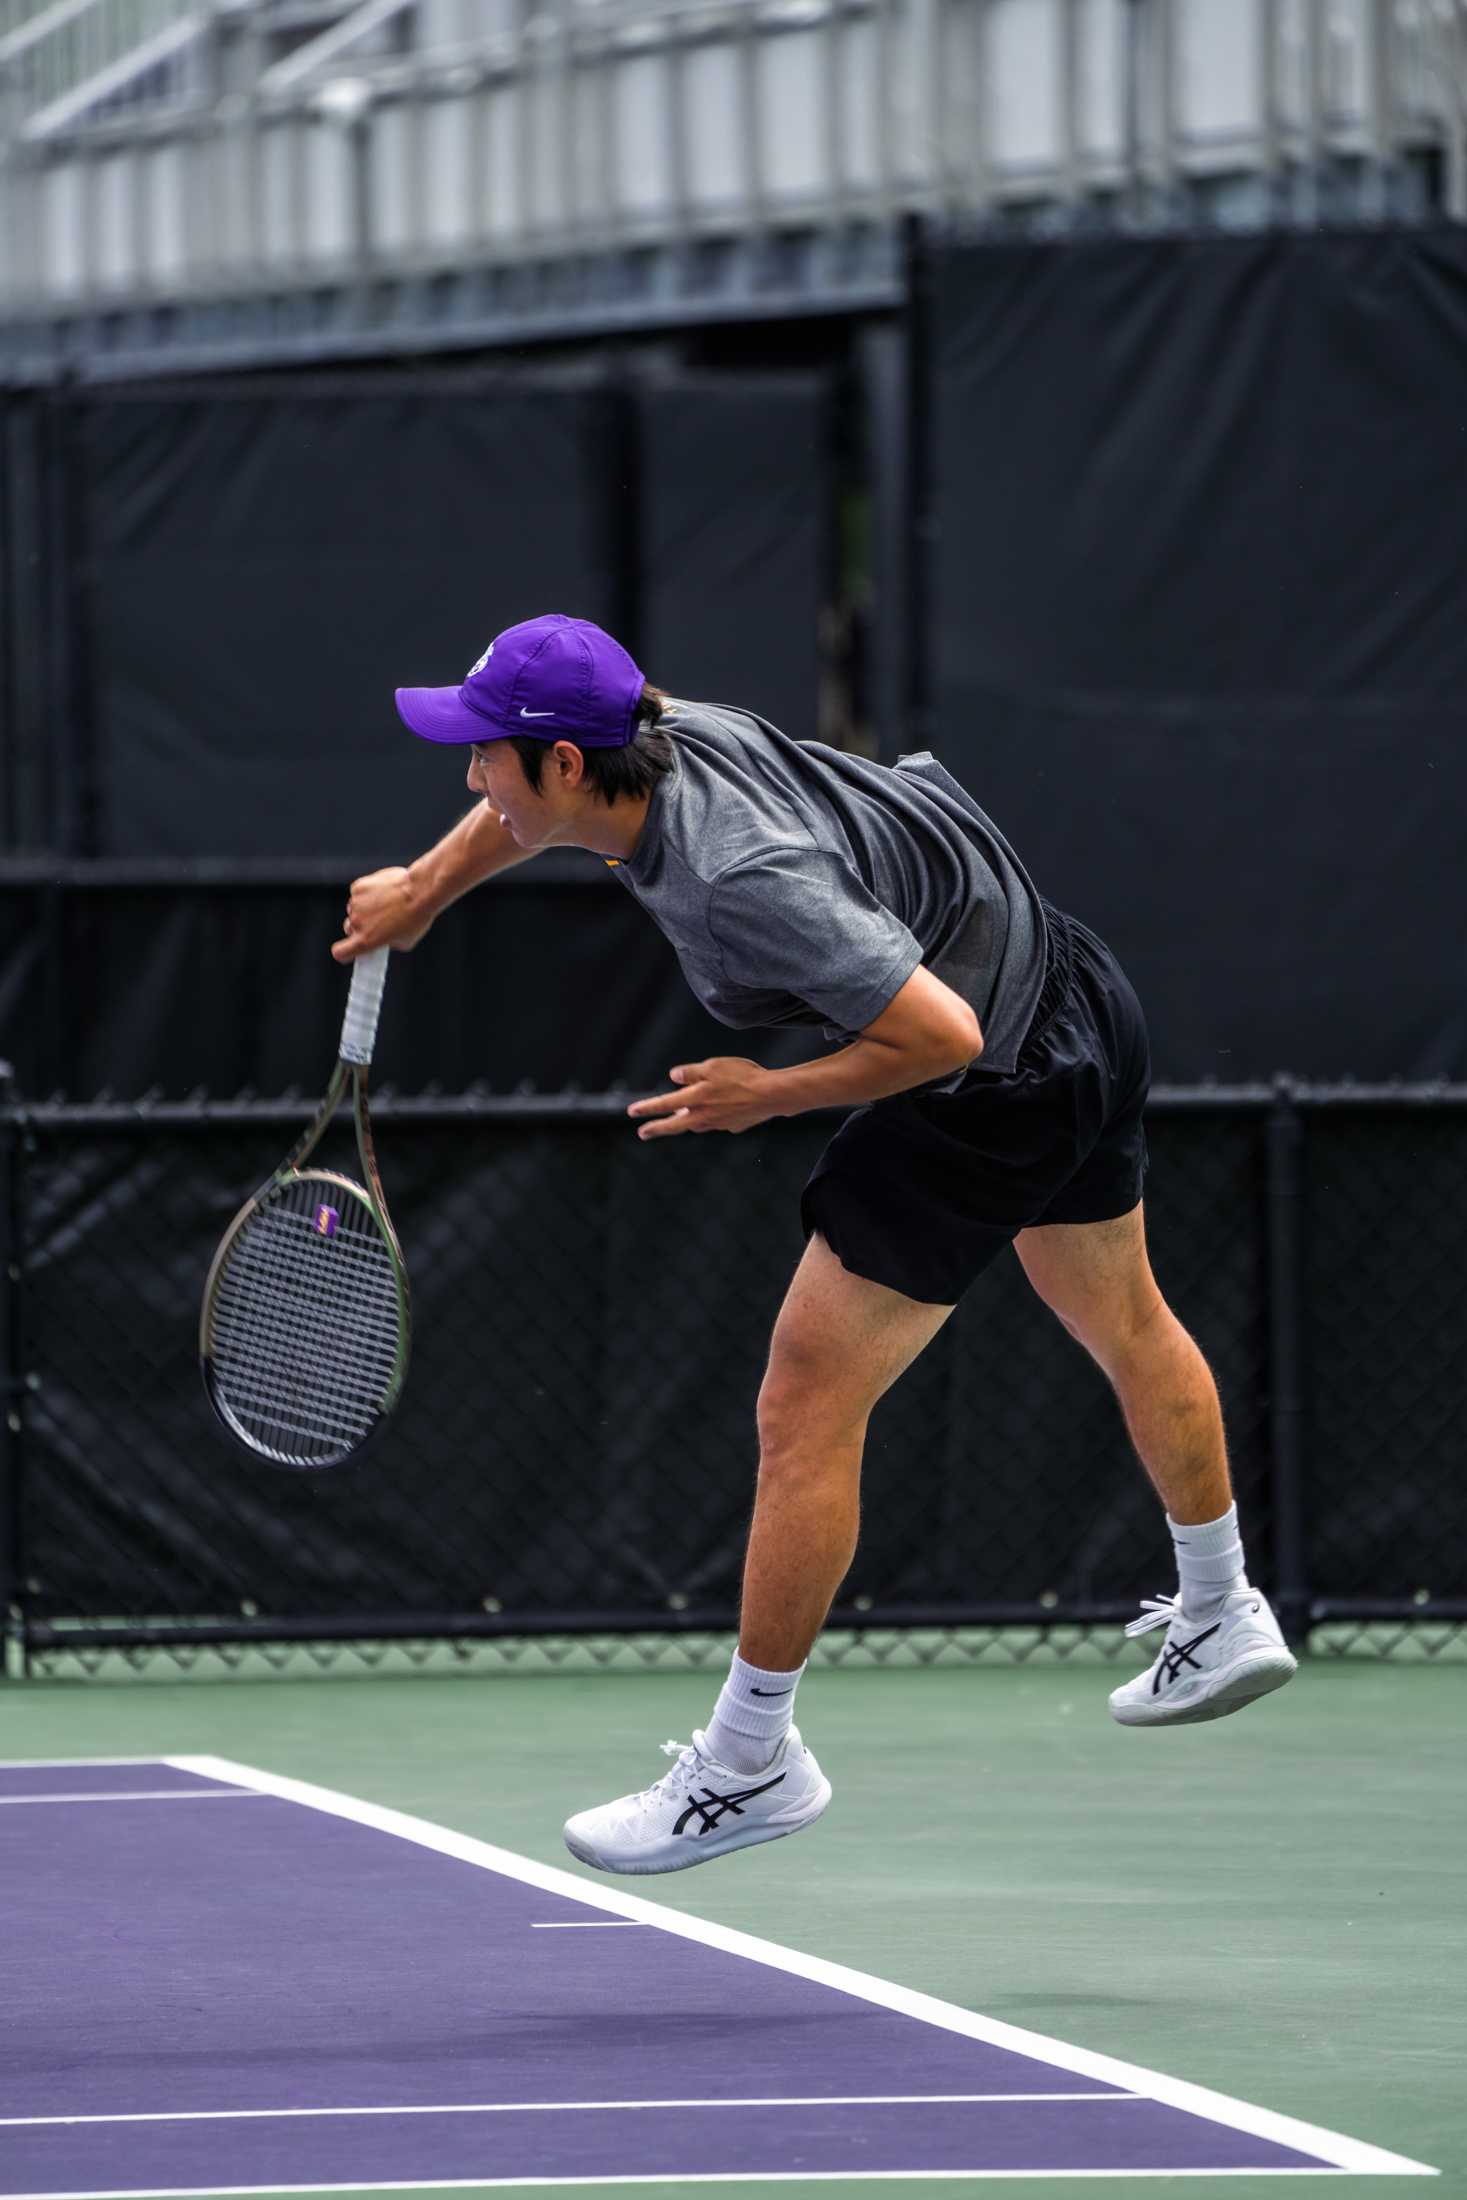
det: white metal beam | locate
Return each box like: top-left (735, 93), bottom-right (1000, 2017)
top-left (21, 9), bottom-right (204, 140)
top-left (256, 0), bottom-right (413, 98)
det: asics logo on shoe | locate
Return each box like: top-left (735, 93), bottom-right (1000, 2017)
top-left (1153, 1621), bottom-right (1223, 1693)
top-left (673, 1772), bottom-right (787, 1837)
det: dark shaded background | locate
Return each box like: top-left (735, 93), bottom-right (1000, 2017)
top-left (928, 228), bottom-right (1467, 1083)
top-left (4, 231), bottom-right (1465, 1093)
top-left (3, 233), bottom-right (1464, 1649)
top-left (13, 1095), bottom-right (1464, 1637)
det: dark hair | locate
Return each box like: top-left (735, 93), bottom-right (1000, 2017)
top-left (508, 683), bottom-right (676, 807)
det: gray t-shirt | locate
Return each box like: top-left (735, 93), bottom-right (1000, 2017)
top-left (613, 700), bottom-right (1050, 1082)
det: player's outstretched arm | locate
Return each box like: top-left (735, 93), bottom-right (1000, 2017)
top-left (333, 801), bottom-right (539, 961)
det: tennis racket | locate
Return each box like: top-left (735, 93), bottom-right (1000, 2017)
top-left (200, 947), bottom-right (411, 1469)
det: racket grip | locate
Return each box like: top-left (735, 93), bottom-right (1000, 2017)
top-left (339, 947), bottom-right (389, 1066)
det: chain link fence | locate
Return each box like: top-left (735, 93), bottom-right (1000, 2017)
top-left (1, 1082), bottom-right (1464, 1678)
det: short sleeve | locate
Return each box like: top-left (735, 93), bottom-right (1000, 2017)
top-left (707, 848), bottom-right (924, 1032)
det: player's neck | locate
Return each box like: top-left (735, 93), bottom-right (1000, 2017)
top-left (568, 791), bottom-right (652, 863)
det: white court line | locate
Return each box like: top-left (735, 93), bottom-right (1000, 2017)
top-left (0, 2169), bottom-right (1382, 2195)
top-left (529, 1920), bottom-right (646, 1929)
top-left (0, 1790), bottom-right (267, 1807)
top-left (0, 2093), bottom-right (1133, 2128)
top-left (0, 1756), bottom-right (178, 1770)
top-left (150, 1753), bottom-right (1434, 2183)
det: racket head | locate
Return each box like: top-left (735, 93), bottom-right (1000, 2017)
top-left (200, 1166), bottom-right (411, 1470)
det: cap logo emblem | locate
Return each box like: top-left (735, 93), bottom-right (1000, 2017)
top-left (467, 641), bottom-right (494, 676)
top-left (520, 707), bottom-right (554, 719)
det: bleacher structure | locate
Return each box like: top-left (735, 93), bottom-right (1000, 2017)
top-left (0, 0), bottom-right (1463, 370)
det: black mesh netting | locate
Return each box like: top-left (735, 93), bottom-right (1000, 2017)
top-left (4, 1099), bottom-right (1250, 1630)
top-left (1304, 1112), bottom-right (1467, 1605)
top-left (2, 1094), bottom-right (1462, 1660)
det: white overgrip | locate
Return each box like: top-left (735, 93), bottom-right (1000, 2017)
top-left (339, 947), bottom-right (389, 1065)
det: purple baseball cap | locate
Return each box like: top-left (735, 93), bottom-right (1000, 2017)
top-left (396, 613), bottom-right (645, 749)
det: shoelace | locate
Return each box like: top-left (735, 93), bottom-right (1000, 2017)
top-left (636, 1738), bottom-right (700, 1807)
top-left (1125, 1592), bottom-right (1256, 1641)
top-left (1124, 1594), bottom-right (1180, 1640)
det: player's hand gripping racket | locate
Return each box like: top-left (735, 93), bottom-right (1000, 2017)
top-left (200, 948), bottom-right (411, 1469)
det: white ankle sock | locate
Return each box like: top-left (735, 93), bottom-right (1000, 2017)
top-left (1170, 1503), bottom-right (1247, 1618)
top-left (704, 1650), bottom-right (804, 1774)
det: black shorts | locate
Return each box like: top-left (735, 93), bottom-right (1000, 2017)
top-left (799, 905), bottom-right (1151, 1306)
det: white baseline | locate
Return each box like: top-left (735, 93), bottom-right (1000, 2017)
top-left (0, 1789), bottom-right (266, 1807)
top-left (1, 2092), bottom-right (1133, 2129)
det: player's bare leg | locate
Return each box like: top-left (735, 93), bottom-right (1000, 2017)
top-left (1015, 1203), bottom-right (1295, 1724)
top-left (737, 1232), bottom-right (954, 1670)
top-left (1013, 1204), bottom-right (1229, 1525)
top-left (562, 1235), bottom-right (953, 1872)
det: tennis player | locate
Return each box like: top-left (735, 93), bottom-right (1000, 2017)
top-left (336, 612), bottom-right (1296, 1875)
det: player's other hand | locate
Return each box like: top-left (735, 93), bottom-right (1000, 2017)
top-left (333, 867), bottom-right (434, 960)
top-left (628, 1058), bottom-right (777, 1139)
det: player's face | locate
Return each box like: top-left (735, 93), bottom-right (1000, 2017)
top-left (467, 740), bottom-right (573, 849)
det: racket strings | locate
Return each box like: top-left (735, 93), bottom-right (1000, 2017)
top-left (214, 1258), bottom-right (403, 1350)
top-left (207, 1176), bottom-right (405, 1467)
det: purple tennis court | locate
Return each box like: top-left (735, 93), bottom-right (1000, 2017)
top-left (1, 1755), bottom-right (1434, 2194)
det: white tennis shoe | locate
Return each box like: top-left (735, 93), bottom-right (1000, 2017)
top-left (1110, 1588), bottom-right (1298, 1727)
top-left (563, 1726), bottom-right (831, 1875)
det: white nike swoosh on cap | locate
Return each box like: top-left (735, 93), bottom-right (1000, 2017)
top-left (520, 708), bottom-right (554, 719)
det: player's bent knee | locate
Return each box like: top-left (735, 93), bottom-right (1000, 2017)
top-left (1069, 1289), bottom-right (1172, 1383)
top-left (756, 1366), bottom-right (867, 1462)
top-left (1104, 1290), bottom-right (1180, 1371)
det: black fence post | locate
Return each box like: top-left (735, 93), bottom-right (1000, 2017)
top-left (1266, 1075), bottom-right (1310, 1643)
top-left (53, 380), bottom-right (103, 859)
top-left (902, 210), bottom-right (934, 757)
top-left (0, 1061), bottom-right (22, 1679)
top-left (601, 367), bottom-right (642, 667)
top-left (3, 392), bottom-right (54, 854)
top-left (855, 317), bottom-right (912, 767)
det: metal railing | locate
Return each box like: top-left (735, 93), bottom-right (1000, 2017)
top-left (1, 0), bottom-right (1463, 323)
top-left (0, 0), bottom-right (204, 134)
top-left (0, 0), bottom-right (68, 38)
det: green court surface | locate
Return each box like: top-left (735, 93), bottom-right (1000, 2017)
top-left (5, 1657), bottom-right (1462, 2200)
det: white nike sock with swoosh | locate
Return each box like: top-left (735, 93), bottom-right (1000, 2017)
top-left (1170, 1503), bottom-right (1247, 1621)
top-left (704, 1650), bottom-right (805, 1774)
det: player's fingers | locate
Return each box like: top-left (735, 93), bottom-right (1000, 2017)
top-left (637, 1107), bottom-right (692, 1140)
top-left (627, 1085), bottom-right (699, 1118)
